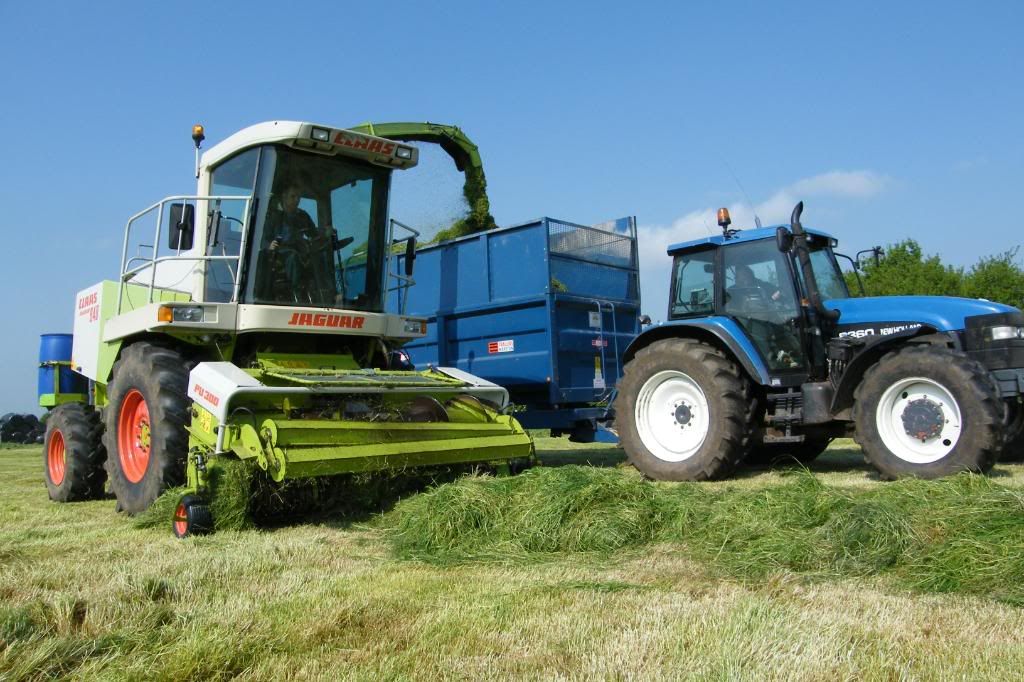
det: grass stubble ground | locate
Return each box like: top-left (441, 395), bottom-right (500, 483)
top-left (2, 438), bottom-right (1024, 680)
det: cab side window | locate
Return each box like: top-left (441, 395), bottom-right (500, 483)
top-left (670, 250), bottom-right (715, 318)
top-left (207, 148), bottom-right (259, 302)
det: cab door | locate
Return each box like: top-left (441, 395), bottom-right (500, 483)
top-left (720, 239), bottom-right (807, 373)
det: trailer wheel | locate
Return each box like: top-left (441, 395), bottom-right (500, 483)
top-left (172, 495), bottom-right (213, 538)
top-left (43, 402), bottom-right (106, 502)
top-left (853, 345), bottom-right (1001, 479)
top-left (615, 338), bottom-right (751, 480)
top-left (103, 343), bottom-right (191, 514)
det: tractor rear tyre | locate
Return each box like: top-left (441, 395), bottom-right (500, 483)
top-left (853, 345), bottom-right (1001, 479)
top-left (172, 495), bottom-right (213, 538)
top-left (43, 402), bottom-right (106, 501)
top-left (615, 338), bottom-right (752, 481)
top-left (103, 343), bottom-right (191, 514)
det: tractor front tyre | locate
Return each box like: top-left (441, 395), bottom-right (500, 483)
top-left (103, 343), bottom-right (191, 514)
top-left (853, 345), bottom-right (1001, 479)
top-left (172, 495), bottom-right (213, 538)
top-left (615, 338), bottom-right (752, 481)
top-left (43, 403), bottom-right (106, 502)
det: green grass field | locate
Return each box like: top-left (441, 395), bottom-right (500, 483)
top-left (3, 438), bottom-right (1024, 680)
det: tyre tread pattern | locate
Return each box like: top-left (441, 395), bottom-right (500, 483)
top-left (102, 343), bottom-right (191, 514)
top-left (615, 338), bottom-right (753, 481)
top-left (853, 344), bottom-right (1002, 479)
top-left (44, 402), bottom-right (107, 501)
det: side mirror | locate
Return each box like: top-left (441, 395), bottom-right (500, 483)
top-left (775, 226), bottom-right (793, 253)
top-left (638, 314), bottom-right (652, 326)
top-left (404, 237), bottom-right (417, 277)
top-left (168, 203), bottom-right (195, 250)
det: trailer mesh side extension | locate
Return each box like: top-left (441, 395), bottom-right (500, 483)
top-left (547, 219), bottom-right (637, 269)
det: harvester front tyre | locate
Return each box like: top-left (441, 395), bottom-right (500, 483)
top-left (103, 343), bottom-right (191, 514)
top-left (172, 495), bottom-right (213, 539)
top-left (853, 345), bottom-right (1001, 479)
top-left (43, 403), bottom-right (106, 502)
top-left (615, 339), bottom-right (751, 481)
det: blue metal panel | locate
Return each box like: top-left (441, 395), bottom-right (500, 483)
top-left (827, 296), bottom-right (1018, 332)
top-left (487, 226), bottom-right (550, 301)
top-left (624, 317), bottom-right (773, 386)
top-left (667, 225), bottom-right (834, 255)
top-left (390, 217), bottom-right (642, 426)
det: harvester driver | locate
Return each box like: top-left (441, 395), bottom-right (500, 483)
top-left (263, 182), bottom-right (336, 304)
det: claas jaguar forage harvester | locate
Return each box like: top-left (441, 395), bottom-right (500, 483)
top-left (38, 121), bottom-right (532, 536)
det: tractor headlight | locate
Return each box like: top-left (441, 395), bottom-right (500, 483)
top-left (988, 325), bottom-right (1024, 341)
top-left (395, 146), bottom-right (414, 160)
top-left (311, 127), bottom-right (331, 142)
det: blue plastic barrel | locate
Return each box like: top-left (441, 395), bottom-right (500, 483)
top-left (38, 333), bottom-right (87, 399)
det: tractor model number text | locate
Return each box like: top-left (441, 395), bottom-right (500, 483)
top-left (838, 323), bottom-right (922, 339)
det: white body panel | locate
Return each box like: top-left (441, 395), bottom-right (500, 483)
top-left (100, 301), bottom-right (425, 343)
top-left (187, 362), bottom-right (509, 426)
top-left (71, 283), bottom-right (104, 380)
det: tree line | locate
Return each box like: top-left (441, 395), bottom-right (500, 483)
top-left (843, 239), bottom-right (1024, 309)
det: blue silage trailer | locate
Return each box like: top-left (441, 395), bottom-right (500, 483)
top-left (388, 216), bottom-right (641, 442)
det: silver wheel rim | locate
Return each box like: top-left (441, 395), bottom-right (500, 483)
top-left (876, 376), bottom-right (962, 464)
top-left (634, 370), bottom-right (711, 462)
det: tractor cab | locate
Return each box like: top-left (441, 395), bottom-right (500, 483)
top-left (667, 210), bottom-right (847, 378)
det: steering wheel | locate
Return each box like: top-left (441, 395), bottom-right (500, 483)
top-left (726, 286), bottom-right (768, 312)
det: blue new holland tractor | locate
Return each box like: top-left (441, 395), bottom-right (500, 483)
top-left (615, 203), bottom-right (1024, 480)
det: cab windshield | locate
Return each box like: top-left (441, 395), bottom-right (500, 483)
top-left (239, 145), bottom-right (391, 311)
top-left (806, 242), bottom-right (849, 300)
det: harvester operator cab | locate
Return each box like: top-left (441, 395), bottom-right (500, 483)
top-left (126, 122), bottom-right (420, 316)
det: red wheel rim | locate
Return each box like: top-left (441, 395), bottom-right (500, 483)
top-left (173, 503), bottom-right (188, 537)
top-left (118, 389), bottom-right (151, 483)
top-left (47, 430), bottom-right (66, 485)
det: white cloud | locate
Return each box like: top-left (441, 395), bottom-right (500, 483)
top-left (790, 170), bottom-right (888, 198)
top-left (636, 170), bottom-right (890, 320)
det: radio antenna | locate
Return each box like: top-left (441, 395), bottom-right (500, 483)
top-left (722, 158), bottom-right (762, 228)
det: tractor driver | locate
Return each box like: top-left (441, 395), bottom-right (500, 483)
top-left (731, 264), bottom-right (783, 306)
top-left (262, 182), bottom-right (338, 304)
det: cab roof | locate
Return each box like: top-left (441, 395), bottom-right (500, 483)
top-left (666, 225), bottom-right (836, 255)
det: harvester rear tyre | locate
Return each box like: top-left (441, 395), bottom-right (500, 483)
top-left (853, 345), bottom-right (1001, 479)
top-left (172, 495), bottom-right (213, 538)
top-left (615, 338), bottom-right (752, 481)
top-left (103, 343), bottom-right (191, 514)
top-left (43, 402), bottom-right (106, 502)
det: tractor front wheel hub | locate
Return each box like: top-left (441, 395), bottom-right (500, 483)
top-left (901, 397), bottom-right (945, 442)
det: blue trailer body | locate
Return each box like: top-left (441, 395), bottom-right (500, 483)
top-left (388, 216), bottom-right (641, 438)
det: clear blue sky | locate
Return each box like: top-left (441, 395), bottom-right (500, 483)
top-left (1, 1), bottom-right (1021, 414)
